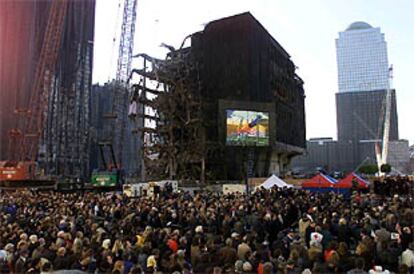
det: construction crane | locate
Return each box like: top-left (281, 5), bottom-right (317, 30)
top-left (91, 0), bottom-right (138, 188)
top-left (375, 65), bottom-right (393, 175)
top-left (381, 66), bottom-right (393, 166)
top-left (0, 0), bottom-right (68, 187)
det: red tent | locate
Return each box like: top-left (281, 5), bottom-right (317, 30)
top-left (302, 173), bottom-right (336, 188)
top-left (335, 172), bottom-right (369, 189)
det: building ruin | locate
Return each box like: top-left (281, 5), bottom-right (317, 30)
top-left (129, 13), bottom-right (306, 182)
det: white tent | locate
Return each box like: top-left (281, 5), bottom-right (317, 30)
top-left (257, 175), bottom-right (292, 189)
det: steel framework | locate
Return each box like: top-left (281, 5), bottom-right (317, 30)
top-left (0, 1), bottom-right (95, 182)
top-left (44, 1), bottom-right (95, 179)
top-left (19, 0), bottom-right (68, 162)
top-left (129, 38), bottom-right (206, 182)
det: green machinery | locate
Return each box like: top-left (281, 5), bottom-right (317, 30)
top-left (91, 142), bottom-right (123, 188)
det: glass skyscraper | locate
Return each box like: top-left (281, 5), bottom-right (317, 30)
top-left (291, 21), bottom-right (407, 174)
top-left (336, 21), bottom-right (389, 93)
top-left (335, 21), bottom-right (398, 142)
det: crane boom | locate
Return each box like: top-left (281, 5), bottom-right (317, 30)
top-left (111, 0), bottom-right (138, 169)
top-left (117, 0), bottom-right (138, 84)
top-left (19, 0), bottom-right (68, 162)
top-left (381, 66), bottom-right (393, 165)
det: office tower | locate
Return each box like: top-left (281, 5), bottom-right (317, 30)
top-left (335, 21), bottom-right (398, 142)
top-left (292, 22), bottom-right (409, 174)
top-left (336, 21), bottom-right (389, 93)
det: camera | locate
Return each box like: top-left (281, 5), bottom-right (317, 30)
top-left (391, 232), bottom-right (400, 240)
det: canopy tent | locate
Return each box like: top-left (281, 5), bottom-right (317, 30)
top-left (335, 172), bottom-right (369, 189)
top-left (324, 174), bottom-right (339, 184)
top-left (256, 175), bottom-right (293, 189)
top-left (302, 173), bottom-right (337, 189)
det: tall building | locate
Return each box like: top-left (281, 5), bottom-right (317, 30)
top-left (292, 21), bottom-right (409, 174)
top-left (336, 21), bottom-right (389, 93)
top-left (0, 1), bottom-right (95, 179)
top-left (335, 21), bottom-right (398, 142)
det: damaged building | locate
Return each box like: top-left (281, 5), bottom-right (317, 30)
top-left (131, 12), bottom-right (306, 182)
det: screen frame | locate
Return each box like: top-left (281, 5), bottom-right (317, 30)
top-left (225, 109), bottom-right (270, 147)
top-left (218, 99), bottom-right (275, 148)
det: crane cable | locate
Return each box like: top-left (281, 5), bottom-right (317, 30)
top-left (107, 0), bottom-right (123, 83)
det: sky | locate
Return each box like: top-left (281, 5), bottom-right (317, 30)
top-left (93, 0), bottom-right (414, 145)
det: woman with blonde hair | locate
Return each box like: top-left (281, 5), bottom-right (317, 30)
top-left (112, 260), bottom-right (124, 274)
top-left (112, 239), bottom-right (125, 260)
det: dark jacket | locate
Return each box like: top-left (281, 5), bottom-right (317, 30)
top-left (218, 246), bottom-right (237, 266)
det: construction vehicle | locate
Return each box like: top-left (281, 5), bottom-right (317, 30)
top-left (0, 1), bottom-right (68, 188)
top-left (90, 0), bottom-right (138, 188)
top-left (91, 142), bottom-right (124, 188)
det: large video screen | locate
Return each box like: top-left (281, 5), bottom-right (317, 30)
top-left (226, 110), bottom-right (269, 146)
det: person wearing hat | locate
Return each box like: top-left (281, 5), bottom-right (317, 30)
top-left (231, 232), bottom-right (240, 239)
top-left (195, 225), bottom-right (203, 234)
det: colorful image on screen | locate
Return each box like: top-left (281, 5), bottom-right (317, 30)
top-left (226, 110), bottom-right (269, 146)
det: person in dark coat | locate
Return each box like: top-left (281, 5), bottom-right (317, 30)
top-left (337, 218), bottom-right (352, 243)
top-left (53, 247), bottom-right (69, 270)
top-left (218, 238), bottom-right (237, 266)
top-left (14, 249), bottom-right (30, 274)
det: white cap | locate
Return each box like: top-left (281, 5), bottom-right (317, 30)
top-left (231, 232), bottom-right (240, 238)
top-left (195, 226), bottom-right (203, 233)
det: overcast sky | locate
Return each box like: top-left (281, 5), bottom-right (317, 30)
top-left (93, 0), bottom-right (414, 145)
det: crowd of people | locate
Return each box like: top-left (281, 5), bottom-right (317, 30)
top-left (0, 184), bottom-right (413, 274)
top-left (373, 177), bottom-right (414, 196)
